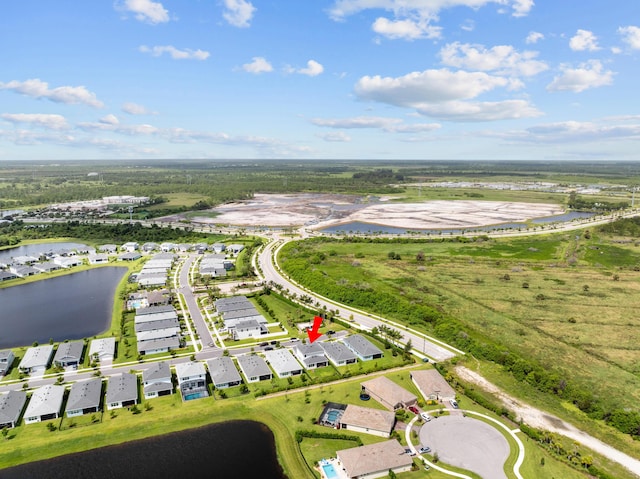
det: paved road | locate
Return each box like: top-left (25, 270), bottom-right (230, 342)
top-left (257, 238), bottom-right (459, 362)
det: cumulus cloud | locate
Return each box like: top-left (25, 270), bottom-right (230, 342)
top-left (0, 79), bottom-right (104, 108)
top-left (119, 0), bottom-right (169, 24)
top-left (547, 60), bottom-right (614, 93)
top-left (525, 31), bottom-right (544, 44)
top-left (99, 114), bottom-right (119, 125)
top-left (502, 120), bottom-right (640, 144)
top-left (122, 102), bottom-right (155, 115)
top-left (242, 57), bottom-right (273, 74)
top-left (222, 0), bottom-right (256, 28)
top-left (77, 120), bottom-right (159, 136)
top-left (569, 29), bottom-right (600, 51)
top-left (321, 131), bottom-right (351, 142)
top-left (439, 42), bottom-right (548, 77)
top-left (1, 113), bottom-right (69, 130)
top-left (372, 17), bottom-right (441, 40)
top-left (139, 45), bottom-right (210, 60)
top-left (618, 25), bottom-right (640, 50)
top-left (354, 68), bottom-right (540, 121)
top-left (286, 60), bottom-right (324, 76)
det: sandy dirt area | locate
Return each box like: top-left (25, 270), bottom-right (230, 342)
top-left (455, 366), bottom-right (640, 478)
top-left (183, 194), bottom-right (564, 229)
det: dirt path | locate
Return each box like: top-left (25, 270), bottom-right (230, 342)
top-left (455, 366), bottom-right (640, 478)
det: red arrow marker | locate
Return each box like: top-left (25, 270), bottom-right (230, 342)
top-left (307, 315), bottom-right (323, 344)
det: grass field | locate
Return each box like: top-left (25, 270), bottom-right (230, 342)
top-left (279, 229), bottom-right (640, 460)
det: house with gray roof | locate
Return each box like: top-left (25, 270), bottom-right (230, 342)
top-left (229, 319), bottom-right (265, 341)
top-left (24, 384), bottom-right (65, 424)
top-left (137, 336), bottom-right (180, 355)
top-left (263, 349), bottom-right (303, 378)
top-left (0, 390), bottom-right (27, 428)
top-left (106, 373), bottom-right (138, 410)
top-left (320, 341), bottom-right (357, 366)
top-left (134, 318), bottom-right (180, 334)
top-left (211, 243), bottom-right (226, 253)
top-left (53, 256), bottom-right (83, 268)
top-left (121, 242), bottom-right (139, 252)
top-left (66, 378), bottom-right (102, 417)
top-left (33, 262), bottom-right (62, 273)
top-left (53, 341), bottom-right (84, 369)
top-left (143, 361), bottom-right (173, 399)
top-left (10, 265), bottom-right (40, 278)
top-left (0, 350), bottom-right (15, 376)
top-left (175, 362), bottom-right (208, 400)
top-left (99, 244), bottom-right (118, 253)
top-left (207, 357), bottom-right (242, 389)
top-left (227, 244), bottom-right (245, 255)
top-left (215, 297), bottom-right (253, 313)
top-left (136, 305), bottom-right (176, 316)
top-left (119, 252), bottom-right (141, 261)
top-left (138, 275), bottom-right (168, 287)
top-left (293, 343), bottom-right (329, 369)
top-left (142, 242), bottom-right (158, 253)
top-left (88, 337), bottom-right (116, 363)
top-left (19, 345), bottom-right (54, 374)
top-left (0, 271), bottom-right (17, 282)
top-left (342, 334), bottom-right (383, 361)
top-left (237, 354), bottom-right (272, 383)
top-left (88, 253), bottom-right (109, 264)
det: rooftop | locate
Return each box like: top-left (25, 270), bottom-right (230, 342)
top-left (337, 439), bottom-right (412, 477)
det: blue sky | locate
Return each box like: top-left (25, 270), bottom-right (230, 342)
top-left (1, 0), bottom-right (639, 161)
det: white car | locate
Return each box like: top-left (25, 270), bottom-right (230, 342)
top-left (420, 412), bottom-right (432, 422)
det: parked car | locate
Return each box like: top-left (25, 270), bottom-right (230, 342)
top-left (450, 399), bottom-right (459, 409)
top-left (408, 406), bottom-right (419, 414)
top-left (420, 412), bottom-right (432, 422)
top-left (290, 338), bottom-right (300, 342)
top-left (404, 448), bottom-right (416, 456)
top-left (264, 346), bottom-right (274, 351)
top-left (270, 340), bottom-right (277, 345)
top-left (259, 342), bottom-right (268, 347)
top-left (419, 446), bottom-right (431, 454)
top-left (422, 357), bottom-right (430, 363)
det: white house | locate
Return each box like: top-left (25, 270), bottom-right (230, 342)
top-left (229, 319), bottom-right (264, 341)
top-left (88, 337), bottom-right (116, 363)
top-left (0, 390), bottom-right (27, 428)
top-left (19, 345), bottom-right (54, 374)
top-left (23, 384), bottom-right (65, 424)
top-left (0, 349), bottom-right (15, 376)
top-left (121, 242), bottom-right (139, 252)
top-left (293, 343), bottom-right (329, 370)
top-left (236, 354), bottom-right (272, 383)
top-left (175, 362), bottom-right (208, 400)
top-left (263, 349), bottom-right (303, 378)
top-left (143, 361), bottom-right (173, 399)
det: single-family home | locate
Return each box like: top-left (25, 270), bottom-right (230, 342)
top-left (229, 319), bottom-right (264, 341)
top-left (0, 349), bottom-right (15, 376)
top-left (119, 252), bottom-right (141, 261)
top-left (177, 243), bottom-right (191, 253)
top-left (320, 341), bottom-right (357, 366)
top-left (207, 357), bottom-right (242, 389)
top-left (410, 369), bottom-right (456, 402)
top-left (175, 362), bottom-right (208, 400)
top-left (211, 243), bottom-right (226, 254)
top-left (160, 243), bottom-right (176, 253)
top-left (0, 271), bottom-right (17, 282)
top-left (336, 439), bottom-right (413, 479)
top-left (19, 345), bottom-right (54, 374)
top-left (53, 341), bottom-right (84, 369)
top-left (134, 318), bottom-right (180, 334)
top-left (137, 336), bottom-right (180, 355)
top-left (23, 384), bottom-right (65, 424)
top-left (263, 349), bottom-right (303, 378)
top-left (53, 257), bottom-right (83, 268)
top-left (224, 309), bottom-right (267, 329)
top-left (0, 390), bottom-right (27, 428)
top-left (106, 373), bottom-right (138, 410)
top-left (99, 244), bottom-right (118, 254)
top-left (10, 265), bottom-right (40, 277)
top-left (142, 361), bottom-right (173, 399)
top-left (293, 343), bottom-right (329, 369)
top-left (237, 354), bottom-right (272, 383)
top-left (147, 290), bottom-right (170, 306)
top-left (214, 296), bottom-right (252, 312)
top-left (88, 253), bottom-right (109, 265)
top-left (137, 275), bottom-right (167, 287)
top-left (88, 337), bottom-right (116, 363)
top-left (339, 404), bottom-right (396, 438)
top-left (65, 378), bottom-right (102, 417)
top-left (227, 244), bottom-right (245, 255)
top-left (11, 255), bottom-right (38, 265)
top-left (342, 334), bottom-right (383, 361)
top-left (360, 376), bottom-right (417, 411)
top-left (121, 242), bottom-right (139, 252)
top-left (33, 262), bottom-right (62, 273)
top-left (142, 242), bottom-right (158, 253)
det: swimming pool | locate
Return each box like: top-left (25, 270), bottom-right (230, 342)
top-left (326, 410), bottom-right (341, 422)
top-left (321, 463), bottom-right (338, 479)
top-left (184, 391), bottom-right (208, 401)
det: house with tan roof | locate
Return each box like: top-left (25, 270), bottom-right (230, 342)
top-left (361, 376), bottom-right (417, 411)
top-left (339, 404), bottom-right (396, 438)
top-left (410, 368), bottom-right (456, 402)
top-left (336, 439), bottom-right (412, 479)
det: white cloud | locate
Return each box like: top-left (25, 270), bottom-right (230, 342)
top-left (502, 120), bottom-right (640, 144)
top-left (99, 114), bottom-right (119, 125)
top-left (321, 131), bottom-right (351, 142)
top-left (372, 17), bottom-right (441, 40)
top-left (222, 0), bottom-right (256, 28)
top-left (618, 26), bottom-right (640, 50)
top-left (328, 0), bottom-right (534, 21)
top-left (312, 116), bottom-right (440, 132)
top-left (1, 113), bottom-right (68, 130)
top-left (77, 120), bottom-right (158, 136)
top-left (288, 60), bottom-right (324, 77)
top-left (547, 60), bottom-right (614, 93)
top-left (525, 31), bottom-right (544, 44)
top-left (460, 19), bottom-right (475, 32)
top-left (122, 102), bottom-right (155, 115)
top-left (139, 45), bottom-right (210, 60)
top-left (242, 57), bottom-right (273, 74)
top-left (0, 79), bottom-right (104, 108)
top-left (119, 0), bottom-right (169, 24)
top-left (354, 69), bottom-right (540, 121)
top-left (569, 29), bottom-right (600, 51)
top-left (439, 42), bottom-right (547, 77)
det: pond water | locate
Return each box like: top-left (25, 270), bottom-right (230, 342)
top-left (531, 211), bottom-right (594, 224)
top-left (0, 267), bottom-right (126, 348)
top-left (1, 420), bottom-right (288, 479)
top-left (0, 242), bottom-right (88, 262)
top-left (320, 221), bottom-right (528, 235)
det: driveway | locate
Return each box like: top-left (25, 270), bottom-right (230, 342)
top-left (419, 414), bottom-right (510, 479)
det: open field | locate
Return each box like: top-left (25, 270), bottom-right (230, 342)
top-left (278, 228), bottom-right (640, 458)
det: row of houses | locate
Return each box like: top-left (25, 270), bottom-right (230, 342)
top-left (98, 242), bottom-right (244, 255)
top-left (134, 305), bottom-right (182, 356)
top-left (214, 296), bottom-right (268, 340)
top-left (199, 253), bottom-right (233, 278)
top-left (134, 252), bottom-right (176, 288)
top-left (0, 338), bottom-right (117, 378)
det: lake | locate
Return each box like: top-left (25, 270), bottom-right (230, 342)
top-left (0, 242), bottom-right (89, 262)
top-left (320, 221), bottom-right (528, 235)
top-left (0, 267), bottom-right (126, 348)
top-left (1, 420), bottom-right (288, 479)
